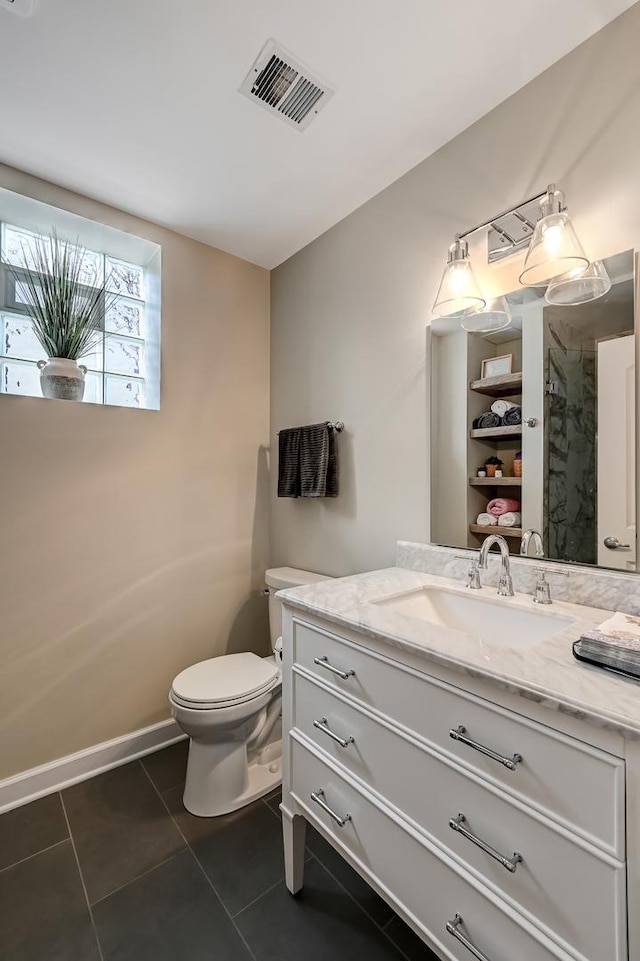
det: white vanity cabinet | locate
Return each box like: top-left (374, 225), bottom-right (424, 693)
top-left (280, 609), bottom-right (632, 961)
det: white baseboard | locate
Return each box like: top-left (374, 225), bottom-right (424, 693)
top-left (0, 719), bottom-right (187, 814)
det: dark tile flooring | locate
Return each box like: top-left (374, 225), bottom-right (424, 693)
top-left (0, 740), bottom-right (440, 961)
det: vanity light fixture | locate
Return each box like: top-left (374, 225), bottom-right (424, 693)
top-left (432, 237), bottom-right (485, 317)
top-left (433, 182), bottom-right (605, 324)
top-left (544, 259), bottom-right (611, 306)
top-left (519, 184), bottom-right (589, 287)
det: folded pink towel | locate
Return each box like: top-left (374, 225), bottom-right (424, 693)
top-left (487, 498), bottom-right (521, 516)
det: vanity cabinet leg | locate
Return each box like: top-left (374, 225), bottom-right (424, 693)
top-left (282, 808), bottom-right (306, 894)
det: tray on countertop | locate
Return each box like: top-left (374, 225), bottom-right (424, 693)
top-left (573, 639), bottom-right (640, 683)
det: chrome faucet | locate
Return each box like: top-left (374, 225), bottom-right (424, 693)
top-left (521, 529), bottom-right (544, 558)
top-left (478, 534), bottom-right (514, 597)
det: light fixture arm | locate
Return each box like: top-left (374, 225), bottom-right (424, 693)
top-left (538, 183), bottom-right (566, 218)
top-left (447, 237), bottom-right (470, 263)
top-left (455, 186), bottom-right (553, 243)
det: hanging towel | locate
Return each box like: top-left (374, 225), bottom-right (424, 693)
top-left (502, 405), bottom-right (522, 426)
top-left (498, 511), bottom-right (521, 528)
top-left (300, 422), bottom-right (338, 497)
top-left (277, 428), bottom-right (301, 497)
top-left (476, 513), bottom-right (498, 526)
top-left (472, 411), bottom-right (501, 430)
top-left (278, 422), bottom-right (339, 498)
top-left (487, 497), bottom-right (521, 516)
top-left (325, 428), bottom-right (339, 497)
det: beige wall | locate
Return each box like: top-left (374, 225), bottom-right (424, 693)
top-left (0, 165), bottom-right (270, 780)
top-left (271, 5), bottom-right (640, 576)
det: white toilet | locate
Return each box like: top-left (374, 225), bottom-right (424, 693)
top-left (169, 567), bottom-right (331, 817)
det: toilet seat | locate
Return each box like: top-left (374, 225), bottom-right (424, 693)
top-left (171, 652), bottom-right (280, 710)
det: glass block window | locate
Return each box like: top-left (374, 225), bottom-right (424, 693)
top-left (0, 220), bottom-right (160, 409)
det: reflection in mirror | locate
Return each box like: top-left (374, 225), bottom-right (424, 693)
top-left (429, 250), bottom-right (636, 572)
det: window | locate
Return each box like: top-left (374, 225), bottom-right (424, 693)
top-left (0, 189), bottom-right (161, 410)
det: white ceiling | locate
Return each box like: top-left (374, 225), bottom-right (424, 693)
top-left (0, 0), bottom-right (635, 268)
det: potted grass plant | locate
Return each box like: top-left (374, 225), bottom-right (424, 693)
top-left (10, 230), bottom-right (117, 402)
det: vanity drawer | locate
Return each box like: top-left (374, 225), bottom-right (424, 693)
top-left (292, 672), bottom-right (627, 961)
top-left (289, 735), bottom-right (574, 961)
top-left (292, 619), bottom-right (625, 857)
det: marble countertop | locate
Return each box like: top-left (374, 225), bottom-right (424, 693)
top-left (278, 567), bottom-right (640, 740)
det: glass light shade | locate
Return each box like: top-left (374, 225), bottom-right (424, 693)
top-left (544, 260), bottom-right (612, 306)
top-left (519, 210), bottom-right (589, 287)
top-left (461, 296), bottom-right (512, 333)
top-left (433, 238), bottom-right (485, 316)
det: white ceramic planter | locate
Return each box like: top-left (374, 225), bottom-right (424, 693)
top-left (37, 358), bottom-right (87, 401)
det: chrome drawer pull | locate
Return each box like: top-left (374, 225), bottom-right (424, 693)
top-left (313, 655), bottom-right (355, 680)
top-left (446, 915), bottom-right (492, 961)
top-left (310, 789), bottom-right (351, 827)
top-left (313, 717), bottom-right (354, 748)
top-left (449, 725), bottom-right (523, 771)
top-left (449, 814), bottom-right (523, 874)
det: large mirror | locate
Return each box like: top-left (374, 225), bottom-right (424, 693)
top-left (429, 250), bottom-right (636, 572)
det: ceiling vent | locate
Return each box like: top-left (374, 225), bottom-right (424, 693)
top-left (0, 0), bottom-right (36, 15)
top-left (240, 39), bottom-right (334, 131)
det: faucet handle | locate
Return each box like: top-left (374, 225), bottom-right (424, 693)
top-left (533, 566), bottom-right (569, 605)
top-left (455, 554), bottom-right (482, 590)
top-left (533, 569), bottom-right (551, 605)
top-left (466, 560), bottom-right (482, 590)
top-left (533, 566), bottom-right (570, 577)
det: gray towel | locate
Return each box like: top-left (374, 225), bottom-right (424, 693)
top-left (277, 422), bottom-right (339, 498)
top-left (502, 405), bottom-right (522, 426)
top-left (473, 411), bottom-right (501, 429)
top-left (300, 422), bottom-right (338, 497)
top-left (277, 428), bottom-right (301, 497)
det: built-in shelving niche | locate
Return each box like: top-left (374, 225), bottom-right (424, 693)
top-left (467, 338), bottom-right (523, 549)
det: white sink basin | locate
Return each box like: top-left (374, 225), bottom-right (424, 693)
top-left (373, 586), bottom-right (572, 649)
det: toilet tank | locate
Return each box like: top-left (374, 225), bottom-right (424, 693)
top-left (265, 567), bottom-right (333, 649)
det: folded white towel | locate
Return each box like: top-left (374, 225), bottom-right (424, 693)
top-left (476, 513), bottom-right (497, 526)
top-left (498, 511), bottom-right (521, 527)
top-left (490, 399), bottom-right (515, 417)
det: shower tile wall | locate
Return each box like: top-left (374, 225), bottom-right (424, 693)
top-left (545, 340), bottom-right (597, 565)
top-left (542, 278), bottom-right (635, 567)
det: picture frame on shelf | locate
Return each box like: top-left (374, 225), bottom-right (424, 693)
top-left (481, 353), bottom-right (513, 379)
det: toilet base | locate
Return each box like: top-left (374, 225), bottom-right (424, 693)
top-left (183, 736), bottom-right (282, 818)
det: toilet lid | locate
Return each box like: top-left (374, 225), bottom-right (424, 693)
top-left (171, 653), bottom-right (279, 706)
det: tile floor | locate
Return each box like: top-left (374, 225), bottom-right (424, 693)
top-left (0, 740), bottom-right (440, 961)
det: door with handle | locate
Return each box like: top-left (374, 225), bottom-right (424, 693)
top-left (597, 334), bottom-right (636, 570)
top-left (521, 305), bottom-right (544, 538)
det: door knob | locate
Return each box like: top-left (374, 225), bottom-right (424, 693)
top-left (524, 417), bottom-right (538, 428)
top-left (604, 536), bottom-right (631, 550)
